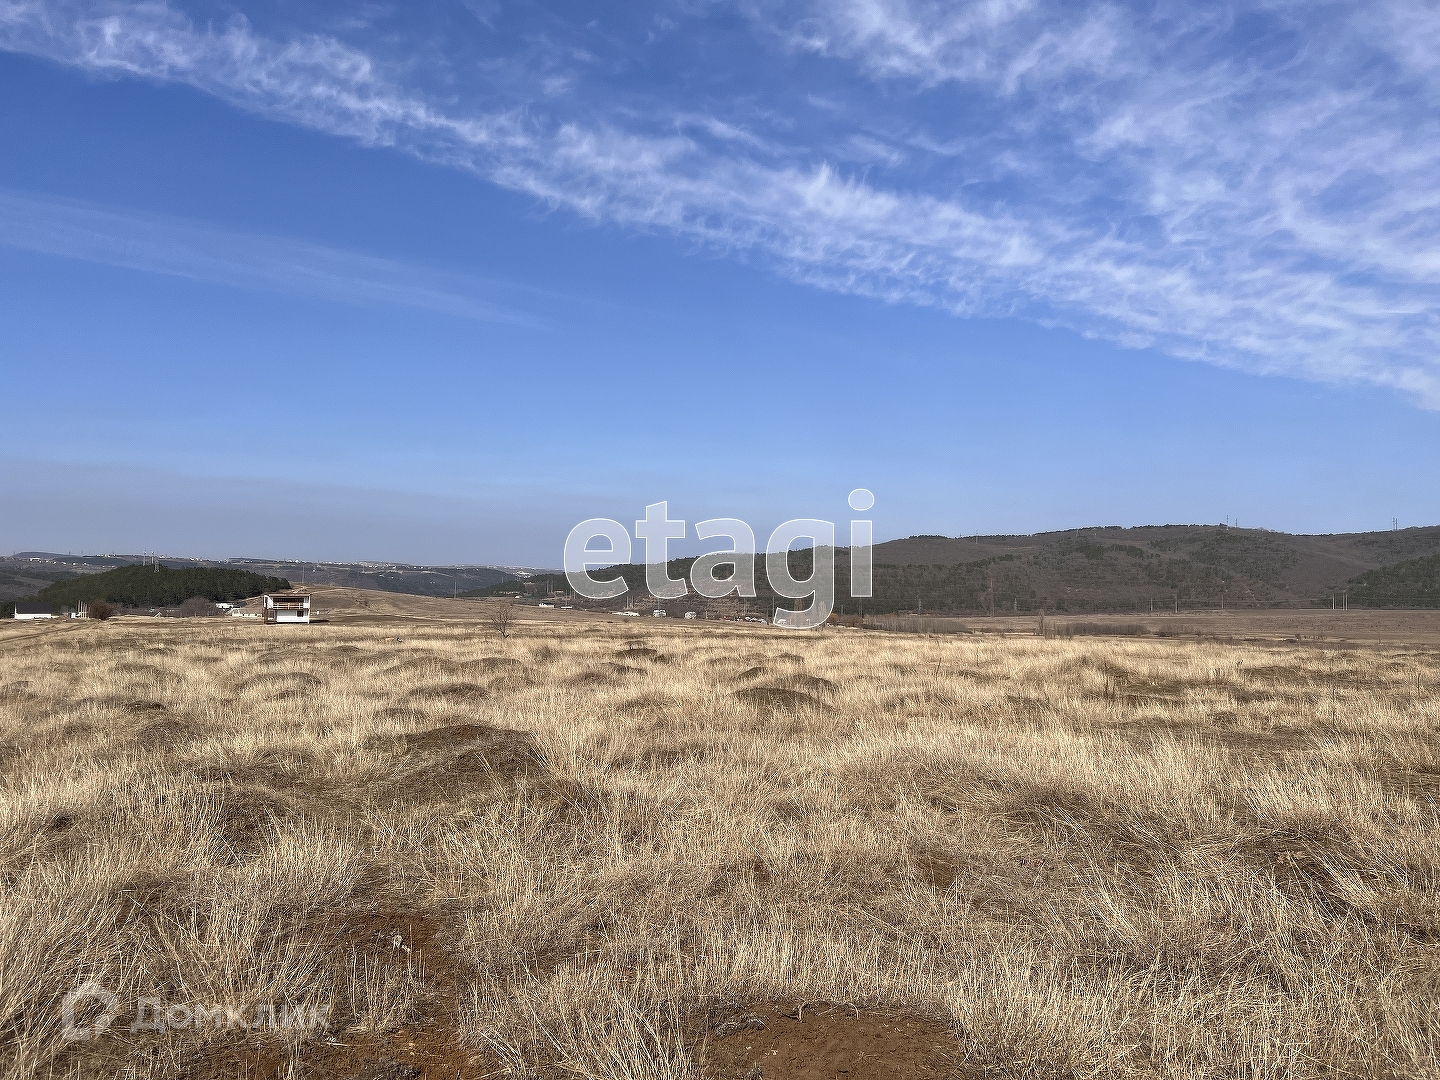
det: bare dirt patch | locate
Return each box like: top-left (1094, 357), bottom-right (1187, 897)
top-left (184, 906), bottom-right (499, 1080)
top-left (699, 1003), bottom-right (965, 1079)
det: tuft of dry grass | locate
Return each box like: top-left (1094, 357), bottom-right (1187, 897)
top-left (1, 617), bottom-right (1439, 1078)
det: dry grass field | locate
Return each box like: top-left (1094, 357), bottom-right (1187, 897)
top-left (2, 613), bottom-right (1439, 1079)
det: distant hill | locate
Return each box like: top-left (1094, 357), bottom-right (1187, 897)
top-left (461, 572), bottom-right (571, 598)
top-left (10, 526), bottom-right (1440, 616)
top-left (0, 564), bottom-right (79, 602)
top-left (572, 524), bottom-right (1440, 615)
top-left (226, 559), bottom-right (523, 597)
top-left (28, 564), bottom-right (292, 610)
top-left (1348, 554), bottom-right (1440, 608)
top-left (843, 524), bottom-right (1440, 613)
top-left (7, 553), bottom-right (551, 598)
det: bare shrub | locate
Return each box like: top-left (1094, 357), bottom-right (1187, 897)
top-left (86, 600), bottom-right (113, 621)
top-left (487, 600), bottom-right (516, 638)
top-left (177, 596), bottom-right (219, 618)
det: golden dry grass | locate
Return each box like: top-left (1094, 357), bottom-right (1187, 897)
top-left (2, 616), bottom-right (1439, 1078)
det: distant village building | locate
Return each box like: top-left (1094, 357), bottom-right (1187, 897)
top-left (12, 602), bottom-right (54, 620)
top-left (262, 593), bottom-right (311, 624)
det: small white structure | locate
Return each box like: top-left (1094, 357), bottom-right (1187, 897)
top-left (652, 609), bottom-right (668, 617)
top-left (262, 593), bottom-right (311, 624)
top-left (683, 611), bottom-right (698, 619)
top-left (13, 602), bottom-right (54, 621)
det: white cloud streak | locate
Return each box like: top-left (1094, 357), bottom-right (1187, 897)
top-left (0, 187), bottom-right (528, 322)
top-left (3, 1), bottom-right (1439, 402)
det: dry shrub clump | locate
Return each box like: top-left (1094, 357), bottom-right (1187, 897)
top-left (1, 617), bottom-right (1439, 1079)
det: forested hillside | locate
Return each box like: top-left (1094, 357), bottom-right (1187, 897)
top-left (1348, 554), bottom-right (1440, 608)
top-left (29, 564), bottom-right (291, 609)
top-left (569, 525), bottom-right (1440, 615)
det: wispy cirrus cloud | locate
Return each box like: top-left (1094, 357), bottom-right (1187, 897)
top-left (3, 0), bottom-right (1439, 403)
top-left (0, 188), bottom-right (531, 322)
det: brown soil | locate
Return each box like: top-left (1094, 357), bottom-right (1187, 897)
top-left (699, 1003), bottom-right (967, 1079)
top-left (182, 907), bottom-right (498, 1080)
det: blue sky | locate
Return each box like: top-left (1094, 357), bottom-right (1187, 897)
top-left (2, 0), bottom-right (1438, 565)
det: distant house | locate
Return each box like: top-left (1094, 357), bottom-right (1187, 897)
top-left (13, 602), bottom-right (54, 621)
top-left (262, 593), bottom-right (311, 624)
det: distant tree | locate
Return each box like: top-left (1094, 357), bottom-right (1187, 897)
top-left (88, 600), bottom-right (114, 621)
top-left (488, 600), bottom-right (516, 639)
top-left (178, 596), bottom-right (219, 618)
